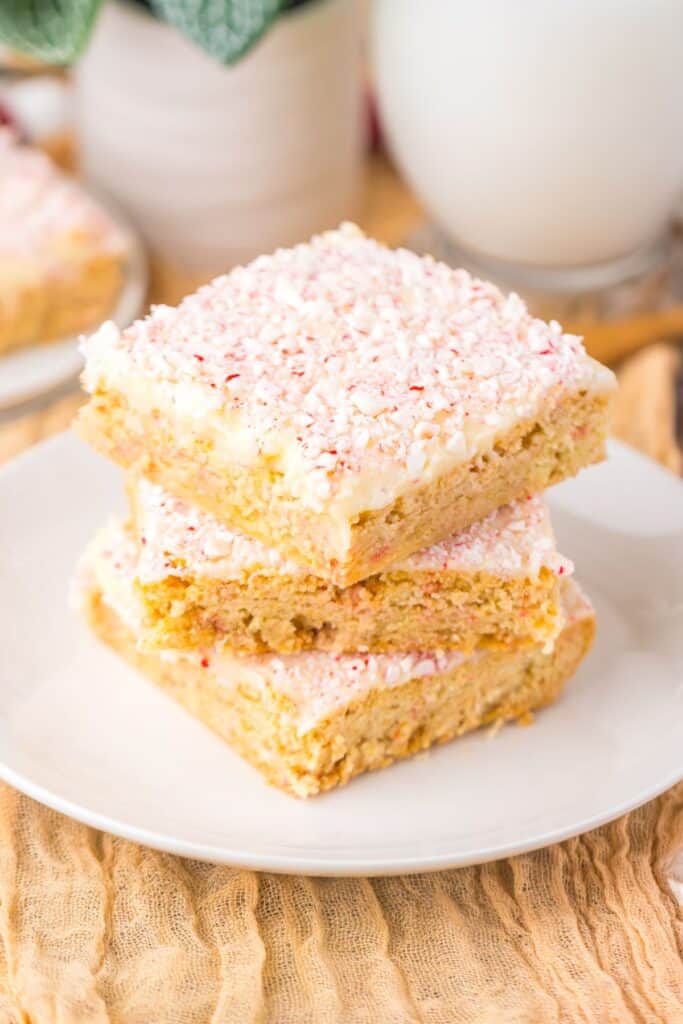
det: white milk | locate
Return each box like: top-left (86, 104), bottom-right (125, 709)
top-left (373, 0), bottom-right (683, 269)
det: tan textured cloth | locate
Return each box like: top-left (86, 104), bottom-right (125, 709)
top-left (0, 783), bottom-right (680, 1023)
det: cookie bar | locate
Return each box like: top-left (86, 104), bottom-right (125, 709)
top-left (126, 479), bottom-right (571, 654)
top-left (74, 535), bottom-right (595, 798)
top-left (0, 129), bottom-right (128, 355)
top-left (77, 223), bottom-right (615, 585)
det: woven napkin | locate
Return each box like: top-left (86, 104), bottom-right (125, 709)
top-left (0, 345), bottom-right (681, 1023)
top-left (0, 784), bottom-right (680, 1023)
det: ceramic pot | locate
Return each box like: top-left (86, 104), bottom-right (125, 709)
top-left (76, 0), bottom-right (364, 275)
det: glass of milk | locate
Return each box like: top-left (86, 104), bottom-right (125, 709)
top-left (373, 0), bottom-right (683, 302)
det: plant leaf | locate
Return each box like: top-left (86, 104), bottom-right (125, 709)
top-left (0, 0), bottom-right (105, 65)
top-left (150, 0), bottom-right (285, 65)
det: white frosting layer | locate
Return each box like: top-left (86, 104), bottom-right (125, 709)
top-left (185, 577), bottom-right (591, 733)
top-left (81, 224), bottom-right (615, 519)
top-left (237, 579), bottom-right (589, 733)
top-left (79, 524), bottom-right (591, 736)
top-left (135, 478), bottom-right (572, 583)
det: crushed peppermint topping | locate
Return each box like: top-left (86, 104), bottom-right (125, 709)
top-left (135, 479), bottom-right (573, 582)
top-left (82, 224), bottom-right (613, 505)
top-left (400, 496), bottom-right (572, 577)
top-left (136, 479), bottom-right (305, 581)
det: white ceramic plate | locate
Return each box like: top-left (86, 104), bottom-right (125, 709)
top-left (0, 434), bottom-right (681, 875)
top-left (0, 198), bottom-right (147, 412)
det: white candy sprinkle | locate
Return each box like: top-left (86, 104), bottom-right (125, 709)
top-left (351, 390), bottom-right (390, 416)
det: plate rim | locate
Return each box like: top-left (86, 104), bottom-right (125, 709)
top-left (1, 433), bottom-right (682, 875)
top-left (0, 753), bottom-right (679, 876)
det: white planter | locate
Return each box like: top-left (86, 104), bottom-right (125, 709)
top-left (75, 0), bottom-right (363, 274)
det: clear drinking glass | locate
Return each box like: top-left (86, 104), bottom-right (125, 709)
top-left (373, 0), bottom-right (683, 321)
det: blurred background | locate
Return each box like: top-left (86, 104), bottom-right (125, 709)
top-left (0, 0), bottom-right (681, 468)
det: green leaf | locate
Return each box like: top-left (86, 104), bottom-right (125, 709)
top-left (0, 0), bottom-right (105, 65)
top-left (150, 0), bottom-right (285, 65)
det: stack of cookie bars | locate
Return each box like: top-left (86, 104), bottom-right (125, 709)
top-left (73, 224), bottom-right (616, 797)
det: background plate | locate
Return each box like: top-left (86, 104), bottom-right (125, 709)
top-left (0, 435), bottom-right (681, 875)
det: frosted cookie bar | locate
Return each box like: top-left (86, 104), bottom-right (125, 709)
top-left (77, 223), bottom-right (615, 585)
top-left (127, 479), bottom-right (571, 655)
top-left (74, 532), bottom-right (595, 798)
top-left (0, 129), bottom-right (128, 355)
